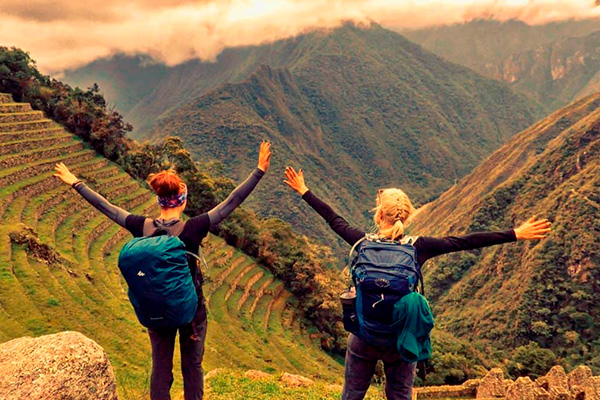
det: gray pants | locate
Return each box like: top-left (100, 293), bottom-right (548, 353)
top-left (148, 301), bottom-right (207, 400)
top-left (342, 334), bottom-right (415, 400)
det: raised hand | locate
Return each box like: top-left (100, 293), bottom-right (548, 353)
top-left (54, 162), bottom-right (79, 186)
top-left (284, 166), bottom-right (309, 196)
top-left (257, 141), bottom-right (272, 173)
top-left (514, 216), bottom-right (552, 240)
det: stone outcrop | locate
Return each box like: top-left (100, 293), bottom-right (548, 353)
top-left (0, 331), bottom-right (117, 400)
top-left (477, 368), bottom-right (506, 398)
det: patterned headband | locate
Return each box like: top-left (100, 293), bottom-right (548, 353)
top-left (157, 184), bottom-right (187, 208)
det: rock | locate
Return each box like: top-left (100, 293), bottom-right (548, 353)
top-left (279, 372), bottom-right (314, 388)
top-left (477, 368), bottom-right (506, 398)
top-left (506, 376), bottom-right (551, 400)
top-left (568, 366), bottom-right (593, 390)
top-left (581, 376), bottom-right (600, 400)
top-left (244, 370), bottom-right (272, 381)
top-left (0, 331), bottom-right (117, 400)
top-left (544, 366), bottom-right (572, 400)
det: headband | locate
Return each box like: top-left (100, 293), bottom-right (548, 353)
top-left (157, 184), bottom-right (187, 208)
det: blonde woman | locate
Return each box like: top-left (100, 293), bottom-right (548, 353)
top-left (284, 166), bottom-right (551, 400)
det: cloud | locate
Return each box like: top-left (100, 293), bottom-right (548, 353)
top-left (1, 0), bottom-right (599, 74)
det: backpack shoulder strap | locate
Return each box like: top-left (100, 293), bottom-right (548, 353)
top-left (348, 235), bottom-right (369, 260)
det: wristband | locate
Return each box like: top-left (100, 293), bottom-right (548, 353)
top-left (71, 179), bottom-right (82, 188)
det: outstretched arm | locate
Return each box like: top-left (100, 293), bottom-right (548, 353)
top-left (417, 216), bottom-right (552, 264)
top-left (284, 166), bottom-right (364, 245)
top-left (54, 162), bottom-right (129, 227)
top-left (207, 141), bottom-right (272, 228)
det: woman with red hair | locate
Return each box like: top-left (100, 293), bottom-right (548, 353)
top-left (54, 141), bottom-right (272, 400)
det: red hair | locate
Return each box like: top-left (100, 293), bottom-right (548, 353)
top-left (147, 170), bottom-right (184, 198)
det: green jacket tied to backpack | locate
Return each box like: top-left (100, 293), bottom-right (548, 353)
top-left (393, 292), bottom-right (434, 363)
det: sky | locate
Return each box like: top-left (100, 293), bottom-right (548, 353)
top-left (1, 0), bottom-right (600, 74)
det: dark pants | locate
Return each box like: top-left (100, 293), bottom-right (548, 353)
top-left (341, 334), bottom-right (415, 400)
top-left (148, 300), bottom-right (207, 400)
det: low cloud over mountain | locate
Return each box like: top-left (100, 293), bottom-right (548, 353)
top-left (2, 0), bottom-right (599, 73)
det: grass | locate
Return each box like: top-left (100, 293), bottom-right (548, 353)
top-left (0, 95), bottom-right (343, 399)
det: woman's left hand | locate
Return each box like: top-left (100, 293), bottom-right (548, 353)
top-left (54, 162), bottom-right (79, 186)
top-left (514, 216), bottom-right (552, 240)
top-left (257, 141), bottom-right (272, 173)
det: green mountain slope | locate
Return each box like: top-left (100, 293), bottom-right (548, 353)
top-left (0, 93), bottom-right (342, 399)
top-left (409, 93), bottom-right (600, 371)
top-left (147, 23), bottom-right (542, 250)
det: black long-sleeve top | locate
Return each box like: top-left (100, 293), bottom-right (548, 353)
top-left (73, 168), bottom-right (265, 287)
top-left (302, 190), bottom-right (517, 266)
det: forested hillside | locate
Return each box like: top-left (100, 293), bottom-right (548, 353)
top-left (409, 94), bottom-right (600, 373)
top-left (139, 24), bottom-right (542, 250)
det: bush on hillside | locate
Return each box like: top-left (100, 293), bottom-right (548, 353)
top-left (506, 342), bottom-right (556, 379)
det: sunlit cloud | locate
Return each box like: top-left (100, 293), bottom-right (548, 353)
top-left (1, 0), bottom-right (599, 74)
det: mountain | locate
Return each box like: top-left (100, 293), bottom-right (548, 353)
top-left (404, 19), bottom-right (600, 110)
top-left (63, 40), bottom-right (323, 135)
top-left (408, 93), bottom-right (600, 370)
top-left (144, 23), bottom-right (542, 250)
top-left (403, 18), bottom-right (600, 81)
top-left (485, 30), bottom-right (600, 110)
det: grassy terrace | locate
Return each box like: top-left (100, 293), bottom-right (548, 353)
top-left (0, 94), bottom-right (343, 399)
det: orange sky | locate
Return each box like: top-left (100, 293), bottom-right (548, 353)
top-left (1, 0), bottom-right (599, 74)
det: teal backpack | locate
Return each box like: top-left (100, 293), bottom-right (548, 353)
top-left (118, 228), bottom-right (205, 329)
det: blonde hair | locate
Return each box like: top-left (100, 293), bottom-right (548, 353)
top-left (373, 188), bottom-right (415, 241)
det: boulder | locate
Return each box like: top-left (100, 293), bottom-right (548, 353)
top-left (279, 372), bottom-right (314, 388)
top-left (0, 331), bottom-right (117, 400)
top-left (477, 368), bottom-right (506, 398)
top-left (506, 376), bottom-right (551, 400)
top-left (568, 366), bottom-right (593, 391)
top-left (244, 370), bottom-right (273, 381)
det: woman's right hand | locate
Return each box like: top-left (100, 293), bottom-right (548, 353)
top-left (54, 162), bottom-right (79, 186)
top-left (514, 216), bottom-right (552, 240)
top-left (284, 166), bottom-right (309, 196)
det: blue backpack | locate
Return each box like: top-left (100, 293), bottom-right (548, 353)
top-left (118, 230), bottom-right (204, 329)
top-left (349, 235), bottom-right (423, 347)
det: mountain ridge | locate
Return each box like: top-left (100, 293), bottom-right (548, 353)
top-left (409, 93), bottom-right (600, 371)
top-left (143, 24), bottom-right (543, 250)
